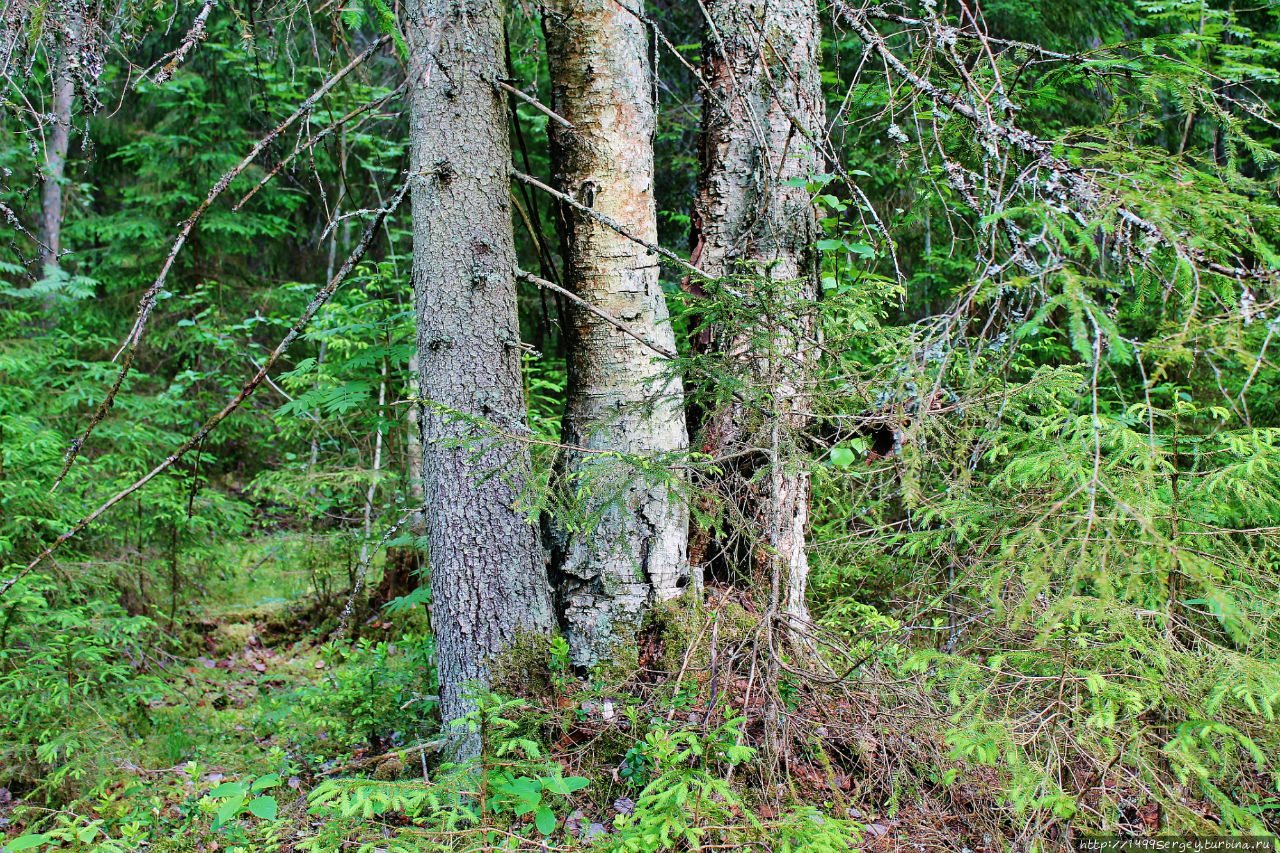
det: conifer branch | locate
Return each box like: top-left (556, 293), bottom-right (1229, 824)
top-left (3, 171), bottom-right (412, 599)
top-left (52, 35), bottom-right (392, 491)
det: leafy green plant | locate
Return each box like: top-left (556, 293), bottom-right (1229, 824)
top-left (486, 771), bottom-right (590, 836)
top-left (2, 817), bottom-right (135, 853)
top-left (269, 635), bottom-right (436, 754)
top-left (204, 774), bottom-right (282, 830)
top-left (617, 743), bottom-right (650, 787)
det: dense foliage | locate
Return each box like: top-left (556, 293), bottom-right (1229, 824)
top-left (1, 0), bottom-right (1278, 850)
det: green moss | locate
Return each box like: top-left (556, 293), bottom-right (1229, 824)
top-left (587, 631), bottom-right (643, 683)
top-left (488, 629), bottom-right (560, 697)
top-left (649, 593), bottom-right (758, 679)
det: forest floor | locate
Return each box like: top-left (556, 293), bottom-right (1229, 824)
top-left (1, 536), bottom-right (429, 850)
top-left (2, 536), bottom-right (994, 852)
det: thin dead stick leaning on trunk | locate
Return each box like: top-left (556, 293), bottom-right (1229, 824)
top-left (337, 500), bottom-right (429, 639)
top-left (493, 78), bottom-right (573, 129)
top-left (511, 168), bottom-right (718, 287)
top-left (1, 172), bottom-right (413, 600)
top-left (515, 268), bottom-right (676, 360)
top-left (53, 35), bottom-right (391, 491)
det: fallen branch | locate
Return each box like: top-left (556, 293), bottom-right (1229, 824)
top-left (321, 739), bottom-right (444, 776)
top-left (2, 170), bottom-right (412, 600)
top-left (337, 500), bottom-right (427, 639)
top-left (54, 36), bottom-right (391, 490)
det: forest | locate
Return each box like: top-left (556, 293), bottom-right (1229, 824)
top-left (1, 0), bottom-right (1278, 849)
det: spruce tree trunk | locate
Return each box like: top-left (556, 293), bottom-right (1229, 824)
top-left (405, 0), bottom-right (554, 743)
top-left (406, 350), bottom-right (425, 534)
top-left (544, 0), bottom-right (689, 668)
top-left (692, 0), bottom-right (822, 626)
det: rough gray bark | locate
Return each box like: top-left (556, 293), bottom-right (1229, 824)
top-left (692, 0), bottom-right (823, 626)
top-left (405, 0), bottom-right (554, 744)
top-left (38, 63), bottom-right (74, 271)
top-left (405, 350), bottom-right (425, 532)
top-left (543, 0), bottom-right (689, 668)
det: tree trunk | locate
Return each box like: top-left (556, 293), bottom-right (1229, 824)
top-left (358, 351), bottom-right (388, 568)
top-left (406, 350), bottom-right (425, 533)
top-left (692, 0), bottom-right (823, 627)
top-left (543, 0), bottom-right (690, 668)
top-left (38, 63), bottom-right (74, 272)
top-left (405, 0), bottom-right (554, 746)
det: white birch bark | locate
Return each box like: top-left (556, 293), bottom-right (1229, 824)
top-left (544, 0), bottom-right (690, 668)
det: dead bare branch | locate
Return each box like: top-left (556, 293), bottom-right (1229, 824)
top-left (53, 35), bottom-right (392, 491)
top-left (515, 268), bottom-right (677, 360)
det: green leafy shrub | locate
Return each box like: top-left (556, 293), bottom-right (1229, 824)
top-left (262, 635), bottom-right (437, 755)
top-left (0, 577), bottom-right (165, 801)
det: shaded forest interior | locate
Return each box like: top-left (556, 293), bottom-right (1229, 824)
top-left (2, 0), bottom-right (1280, 850)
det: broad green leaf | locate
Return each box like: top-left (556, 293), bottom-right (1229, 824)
top-left (213, 795), bottom-right (245, 829)
top-left (208, 781), bottom-right (246, 798)
top-left (248, 795), bottom-right (279, 820)
top-left (548, 775), bottom-right (590, 794)
top-left (250, 773), bottom-right (281, 793)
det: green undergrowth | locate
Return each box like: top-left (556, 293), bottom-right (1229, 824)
top-left (2, 580), bottom-right (875, 853)
top-left (5, 540), bottom-right (1280, 852)
top-left (0, 535), bottom-right (425, 849)
top-left (269, 620), bottom-right (870, 853)
top-left (293, 704), bottom-right (864, 853)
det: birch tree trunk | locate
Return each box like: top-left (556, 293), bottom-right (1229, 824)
top-left (544, 0), bottom-right (689, 668)
top-left (692, 0), bottom-right (823, 627)
top-left (405, 0), bottom-right (554, 744)
top-left (38, 64), bottom-right (74, 272)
